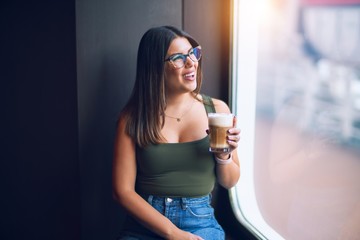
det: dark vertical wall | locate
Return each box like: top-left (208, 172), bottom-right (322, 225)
top-left (1, 1), bottom-right (80, 240)
top-left (1, 0), bottom-right (246, 240)
top-left (184, 0), bottom-right (231, 102)
top-left (75, 1), bottom-right (182, 239)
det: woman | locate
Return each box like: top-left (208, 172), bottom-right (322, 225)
top-left (113, 26), bottom-right (240, 240)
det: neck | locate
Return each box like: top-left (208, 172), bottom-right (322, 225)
top-left (164, 92), bottom-right (196, 121)
top-left (165, 92), bottom-right (194, 107)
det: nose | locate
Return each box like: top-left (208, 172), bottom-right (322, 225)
top-left (184, 55), bottom-right (194, 68)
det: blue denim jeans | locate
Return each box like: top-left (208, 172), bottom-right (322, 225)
top-left (118, 194), bottom-right (225, 240)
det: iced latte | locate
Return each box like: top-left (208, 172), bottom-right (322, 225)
top-left (208, 113), bottom-right (234, 153)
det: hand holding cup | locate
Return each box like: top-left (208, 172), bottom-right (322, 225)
top-left (207, 113), bottom-right (241, 157)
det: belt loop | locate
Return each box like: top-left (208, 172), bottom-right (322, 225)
top-left (181, 197), bottom-right (187, 210)
top-left (147, 195), bottom-right (153, 205)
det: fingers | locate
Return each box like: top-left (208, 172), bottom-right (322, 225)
top-left (227, 138), bottom-right (239, 149)
top-left (228, 128), bottom-right (241, 135)
top-left (188, 233), bottom-right (204, 240)
top-left (228, 134), bottom-right (240, 143)
top-left (227, 127), bottom-right (241, 150)
top-left (228, 128), bottom-right (241, 141)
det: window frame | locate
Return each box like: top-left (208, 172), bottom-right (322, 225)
top-left (229, 1), bottom-right (285, 239)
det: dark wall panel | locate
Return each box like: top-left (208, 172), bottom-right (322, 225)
top-left (184, 0), bottom-right (231, 102)
top-left (1, 1), bottom-right (80, 240)
top-left (75, 1), bottom-right (182, 239)
top-left (1, 0), bottom-right (247, 239)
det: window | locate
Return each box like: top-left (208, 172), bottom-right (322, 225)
top-left (230, 0), bottom-right (360, 239)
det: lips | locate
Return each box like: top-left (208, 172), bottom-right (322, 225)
top-left (183, 71), bottom-right (195, 80)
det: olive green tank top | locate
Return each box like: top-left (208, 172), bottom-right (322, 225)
top-left (135, 94), bottom-right (216, 197)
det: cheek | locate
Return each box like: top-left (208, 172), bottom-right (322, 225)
top-left (164, 69), bottom-right (179, 89)
top-left (195, 62), bottom-right (199, 70)
top-left (165, 67), bottom-right (181, 81)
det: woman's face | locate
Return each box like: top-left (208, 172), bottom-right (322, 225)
top-left (164, 37), bottom-right (199, 95)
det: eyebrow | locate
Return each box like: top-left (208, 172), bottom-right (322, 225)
top-left (167, 47), bottom-right (193, 57)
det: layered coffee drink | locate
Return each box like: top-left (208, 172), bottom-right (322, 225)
top-left (208, 113), bottom-right (234, 153)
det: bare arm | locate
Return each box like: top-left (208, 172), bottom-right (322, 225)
top-left (212, 99), bottom-right (241, 189)
top-left (112, 116), bottom-right (204, 240)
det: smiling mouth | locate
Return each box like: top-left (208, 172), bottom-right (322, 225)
top-left (183, 72), bottom-right (195, 78)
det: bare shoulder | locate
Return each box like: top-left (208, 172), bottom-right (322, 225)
top-left (114, 112), bottom-right (134, 150)
top-left (116, 113), bottom-right (127, 130)
top-left (115, 112), bottom-right (131, 137)
top-left (211, 97), bottom-right (231, 113)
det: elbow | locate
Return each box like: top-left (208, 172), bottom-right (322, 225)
top-left (112, 191), bottom-right (120, 202)
top-left (220, 179), bottom-right (239, 189)
top-left (219, 171), bottom-right (240, 189)
top-left (112, 188), bottom-right (134, 207)
top-left (112, 190), bottom-right (122, 205)
top-left (112, 188), bottom-right (126, 206)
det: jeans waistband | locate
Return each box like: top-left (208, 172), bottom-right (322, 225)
top-left (141, 194), bottom-right (211, 207)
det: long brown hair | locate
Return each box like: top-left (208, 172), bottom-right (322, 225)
top-left (121, 26), bottom-right (203, 147)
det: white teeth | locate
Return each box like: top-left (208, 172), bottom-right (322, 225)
top-left (184, 73), bottom-right (194, 78)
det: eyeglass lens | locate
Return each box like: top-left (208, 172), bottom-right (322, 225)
top-left (170, 47), bottom-right (201, 68)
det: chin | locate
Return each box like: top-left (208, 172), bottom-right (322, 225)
top-left (188, 82), bottom-right (197, 92)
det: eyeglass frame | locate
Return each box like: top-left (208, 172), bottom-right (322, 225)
top-left (164, 46), bottom-right (202, 69)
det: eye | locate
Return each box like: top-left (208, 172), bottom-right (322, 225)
top-left (170, 54), bottom-right (185, 62)
top-left (191, 47), bottom-right (201, 59)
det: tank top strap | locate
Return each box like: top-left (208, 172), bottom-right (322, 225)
top-left (201, 94), bottom-right (216, 113)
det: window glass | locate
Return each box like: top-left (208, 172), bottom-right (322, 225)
top-left (230, 0), bottom-right (360, 239)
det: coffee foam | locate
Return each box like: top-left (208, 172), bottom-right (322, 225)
top-left (208, 113), bottom-right (233, 127)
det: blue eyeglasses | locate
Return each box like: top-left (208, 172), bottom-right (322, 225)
top-left (164, 46), bottom-right (202, 69)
